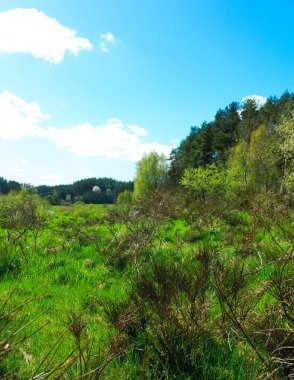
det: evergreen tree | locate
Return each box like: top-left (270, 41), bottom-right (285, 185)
top-left (239, 98), bottom-right (259, 142)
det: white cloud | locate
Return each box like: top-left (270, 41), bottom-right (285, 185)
top-left (242, 95), bottom-right (267, 109)
top-left (0, 8), bottom-right (92, 63)
top-left (128, 125), bottom-right (148, 136)
top-left (99, 32), bottom-right (116, 53)
top-left (0, 91), bottom-right (49, 139)
top-left (99, 42), bottom-right (109, 53)
top-left (45, 119), bottom-right (171, 161)
top-left (100, 32), bottom-right (116, 43)
top-left (0, 91), bottom-right (172, 162)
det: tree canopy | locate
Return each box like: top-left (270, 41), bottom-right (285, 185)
top-left (169, 92), bottom-right (294, 182)
top-left (134, 152), bottom-right (169, 199)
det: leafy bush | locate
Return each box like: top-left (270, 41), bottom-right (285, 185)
top-left (0, 190), bottom-right (48, 252)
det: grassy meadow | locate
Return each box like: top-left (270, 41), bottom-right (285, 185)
top-left (0, 193), bottom-right (293, 379)
top-left (0, 204), bottom-right (127, 378)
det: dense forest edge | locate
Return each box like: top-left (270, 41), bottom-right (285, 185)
top-left (0, 91), bottom-right (293, 379)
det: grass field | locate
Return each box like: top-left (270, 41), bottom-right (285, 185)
top-left (0, 201), bottom-right (293, 379)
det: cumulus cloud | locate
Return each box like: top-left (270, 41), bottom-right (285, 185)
top-left (242, 95), bottom-right (267, 109)
top-left (128, 125), bottom-right (148, 136)
top-left (0, 91), bottom-right (172, 161)
top-left (0, 91), bottom-right (49, 139)
top-left (0, 8), bottom-right (92, 63)
top-left (99, 32), bottom-right (116, 53)
top-left (45, 119), bottom-right (171, 161)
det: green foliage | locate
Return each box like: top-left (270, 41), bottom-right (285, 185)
top-left (0, 176), bottom-right (134, 205)
top-left (212, 102), bottom-right (241, 162)
top-left (248, 125), bottom-right (280, 190)
top-left (0, 177), bottom-right (21, 194)
top-left (134, 151), bottom-right (169, 199)
top-left (169, 122), bottom-right (215, 181)
top-left (0, 190), bottom-right (48, 239)
top-left (227, 125), bottom-right (280, 191)
top-left (42, 177), bottom-right (134, 205)
top-left (170, 91), bottom-right (294, 182)
top-left (276, 112), bottom-right (294, 192)
top-left (181, 164), bottom-right (227, 199)
top-left (116, 189), bottom-right (133, 207)
top-left (227, 140), bottom-right (250, 189)
top-left (239, 98), bottom-right (259, 142)
top-left (0, 249), bottom-right (23, 277)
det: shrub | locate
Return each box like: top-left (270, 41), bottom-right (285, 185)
top-left (0, 190), bottom-right (48, 252)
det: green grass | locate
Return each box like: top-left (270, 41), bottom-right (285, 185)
top-left (0, 243), bottom-right (129, 376)
top-left (0, 202), bottom-right (292, 378)
top-left (0, 204), bottom-right (130, 377)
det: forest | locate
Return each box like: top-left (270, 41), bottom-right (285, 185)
top-left (0, 177), bottom-right (133, 205)
top-left (0, 92), bottom-right (293, 379)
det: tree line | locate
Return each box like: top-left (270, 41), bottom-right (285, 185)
top-left (1, 90), bottom-right (293, 203)
top-left (0, 176), bottom-right (133, 205)
top-left (169, 91), bottom-right (294, 186)
top-left (129, 92), bottom-right (293, 201)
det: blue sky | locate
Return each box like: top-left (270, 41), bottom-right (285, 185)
top-left (0, 0), bottom-right (293, 185)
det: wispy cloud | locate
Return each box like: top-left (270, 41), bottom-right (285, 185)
top-left (100, 33), bottom-right (116, 43)
top-left (0, 8), bottom-right (92, 63)
top-left (0, 91), bottom-right (172, 162)
top-left (99, 32), bottom-right (116, 53)
top-left (99, 42), bottom-right (109, 53)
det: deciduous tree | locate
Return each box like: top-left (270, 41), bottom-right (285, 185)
top-left (134, 152), bottom-right (169, 199)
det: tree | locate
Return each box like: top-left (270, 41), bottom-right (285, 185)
top-left (257, 96), bottom-right (279, 128)
top-left (248, 125), bottom-right (280, 190)
top-left (276, 112), bottom-right (294, 192)
top-left (116, 190), bottom-right (133, 209)
top-left (239, 98), bottom-right (259, 142)
top-left (227, 126), bottom-right (280, 192)
top-left (0, 190), bottom-right (48, 251)
top-left (0, 177), bottom-right (9, 194)
top-left (212, 102), bottom-right (240, 163)
top-left (134, 152), bottom-right (169, 199)
top-left (227, 140), bottom-right (250, 189)
top-left (169, 122), bottom-right (215, 181)
top-left (180, 164), bottom-right (227, 200)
